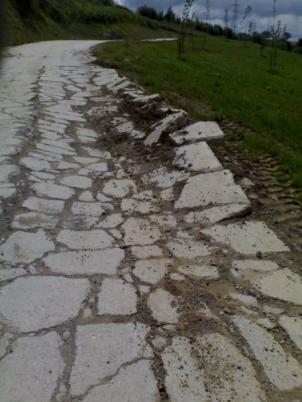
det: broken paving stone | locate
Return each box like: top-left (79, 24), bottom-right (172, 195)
top-left (60, 175), bottom-right (92, 189)
top-left (160, 188), bottom-right (174, 201)
top-left (103, 179), bottom-right (137, 198)
top-left (201, 222), bottom-right (289, 255)
top-left (253, 268), bottom-right (302, 305)
top-left (185, 204), bottom-right (250, 226)
top-left (71, 201), bottom-right (112, 216)
top-left (99, 213), bottom-right (124, 228)
top-left (169, 121), bottom-right (224, 145)
top-left (57, 229), bottom-right (114, 250)
top-left (121, 198), bottom-right (158, 214)
top-left (147, 288), bottom-right (179, 324)
top-left (279, 316), bottom-right (302, 352)
top-left (231, 259), bottom-right (279, 280)
top-left (82, 360), bottom-right (159, 402)
top-left (175, 170), bottom-right (249, 209)
top-left (43, 248), bottom-right (124, 275)
top-left (177, 264), bottom-right (220, 280)
top-left (229, 293), bottom-right (258, 308)
top-left (20, 157), bottom-right (51, 171)
top-left (97, 278), bottom-right (137, 315)
top-left (256, 318), bottom-right (276, 330)
top-left (233, 316), bottom-right (302, 391)
top-left (23, 196), bottom-right (65, 214)
top-left (143, 167), bottom-right (189, 189)
top-left (12, 212), bottom-right (59, 230)
top-left (56, 161), bottom-right (80, 170)
top-left (133, 259), bottom-right (171, 284)
top-left (0, 333), bottom-right (64, 402)
top-left (0, 276), bottom-right (89, 332)
top-left (32, 182), bottom-right (75, 200)
top-left (85, 162), bottom-right (108, 173)
top-left (144, 110), bottom-right (187, 147)
top-left (122, 218), bottom-right (161, 246)
top-left (173, 142), bottom-right (222, 172)
top-left (149, 214), bottom-right (177, 228)
top-left (70, 323), bottom-right (152, 396)
top-left (0, 230), bottom-right (54, 264)
top-left (131, 245), bottom-right (163, 259)
top-left (78, 190), bottom-right (94, 202)
top-left (73, 156), bottom-right (99, 165)
top-left (167, 239), bottom-right (212, 259)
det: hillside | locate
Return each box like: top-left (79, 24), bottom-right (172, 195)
top-left (4, 0), bottom-right (176, 45)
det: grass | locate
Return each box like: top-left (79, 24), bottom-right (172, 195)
top-left (4, 0), bottom-right (178, 45)
top-left (94, 36), bottom-right (302, 194)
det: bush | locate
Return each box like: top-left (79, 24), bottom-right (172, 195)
top-left (137, 5), bottom-right (159, 21)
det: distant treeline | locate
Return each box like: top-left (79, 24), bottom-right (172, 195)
top-left (137, 4), bottom-right (302, 54)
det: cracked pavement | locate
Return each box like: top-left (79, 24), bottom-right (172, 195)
top-left (0, 40), bottom-right (302, 402)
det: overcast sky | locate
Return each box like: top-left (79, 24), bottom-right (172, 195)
top-left (121, 0), bottom-right (302, 38)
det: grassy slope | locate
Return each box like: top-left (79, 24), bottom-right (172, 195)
top-left (95, 36), bottom-right (302, 193)
top-left (5, 0), bottom-right (176, 45)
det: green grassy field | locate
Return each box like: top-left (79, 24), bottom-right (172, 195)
top-left (95, 36), bottom-right (302, 194)
top-left (4, 0), bottom-right (177, 45)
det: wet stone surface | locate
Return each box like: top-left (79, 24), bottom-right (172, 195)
top-left (0, 40), bottom-right (301, 402)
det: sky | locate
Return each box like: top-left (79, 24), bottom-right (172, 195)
top-left (120, 0), bottom-right (302, 38)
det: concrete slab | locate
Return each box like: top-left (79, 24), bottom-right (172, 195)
top-left (279, 316), bottom-right (302, 352)
top-left (0, 333), bottom-right (64, 402)
top-left (231, 260), bottom-right (279, 280)
top-left (233, 316), bottom-right (302, 391)
top-left (97, 278), bottom-right (137, 315)
top-left (123, 218), bottom-right (161, 246)
top-left (173, 142), bottom-right (222, 172)
top-left (57, 229), bottom-right (114, 250)
top-left (70, 323), bottom-right (152, 395)
top-left (185, 204), bottom-right (250, 225)
top-left (133, 259), bottom-right (171, 284)
top-left (33, 182), bottom-right (75, 200)
top-left (167, 239), bottom-right (212, 259)
top-left (60, 175), bottom-right (92, 189)
top-left (170, 121), bottom-right (224, 145)
top-left (175, 170), bottom-right (249, 209)
top-left (143, 167), bottom-right (189, 189)
top-left (148, 288), bottom-right (179, 323)
top-left (0, 276), bottom-right (89, 332)
top-left (0, 230), bottom-right (54, 264)
top-left (202, 222), bottom-right (289, 255)
top-left (43, 248), bottom-right (124, 275)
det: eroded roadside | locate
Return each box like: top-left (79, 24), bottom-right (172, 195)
top-left (0, 41), bottom-right (301, 402)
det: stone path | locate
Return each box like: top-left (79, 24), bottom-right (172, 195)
top-left (0, 40), bottom-right (302, 402)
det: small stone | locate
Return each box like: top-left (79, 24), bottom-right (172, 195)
top-left (133, 259), bottom-right (171, 284)
top-left (122, 218), bottom-right (161, 246)
top-left (33, 182), bottom-right (75, 200)
top-left (279, 316), bottom-right (302, 352)
top-left (147, 288), bottom-right (179, 324)
top-left (103, 179), bottom-right (136, 198)
top-left (131, 245), bottom-right (163, 259)
top-left (177, 264), bottom-right (220, 280)
top-left (57, 229), bottom-right (114, 250)
top-left (60, 175), bottom-right (92, 189)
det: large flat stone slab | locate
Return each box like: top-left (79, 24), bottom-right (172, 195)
top-left (147, 288), bottom-right (179, 323)
top-left (133, 259), bottom-right (171, 284)
top-left (0, 230), bottom-right (55, 264)
top-left (202, 222), bottom-right (289, 255)
top-left (167, 239), bottom-right (212, 259)
top-left (175, 170), bottom-right (249, 209)
top-left (253, 268), bottom-right (302, 305)
top-left (144, 110), bottom-right (187, 146)
top-left (173, 142), bottom-right (222, 172)
top-left (23, 197), bottom-right (65, 214)
top-left (231, 259), bottom-right (279, 280)
top-left (57, 229), bottom-right (114, 250)
top-left (143, 167), bottom-right (189, 189)
top-left (170, 121), bottom-right (224, 145)
top-left (233, 316), bottom-right (302, 391)
top-left (103, 179), bottom-right (137, 198)
top-left (70, 323), bottom-right (152, 396)
top-left (185, 203), bottom-right (250, 225)
top-left (97, 278), bottom-right (137, 315)
top-left (0, 332), bottom-right (64, 402)
top-left (122, 218), bottom-right (161, 246)
top-left (0, 276), bottom-right (89, 332)
top-left (43, 248), bottom-right (124, 275)
top-left (33, 182), bottom-right (75, 200)
top-left (279, 316), bottom-right (302, 352)
top-left (82, 360), bottom-right (159, 402)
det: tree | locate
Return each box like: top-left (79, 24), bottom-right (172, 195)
top-left (165, 6), bottom-right (176, 23)
top-left (137, 5), bottom-right (159, 20)
top-left (232, 0), bottom-right (239, 33)
top-left (178, 0), bottom-right (195, 59)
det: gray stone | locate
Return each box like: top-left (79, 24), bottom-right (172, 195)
top-left (253, 268), bottom-right (302, 305)
top-left (60, 175), bottom-right (92, 189)
top-left (133, 259), bottom-right (171, 284)
top-left (279, 316), bottom-right (302, 352)
top-left (131, 245), bottom-right (163, 258)
top-left (33, 182), bottom-right (75, 200)
top-left (230, 293), bottom-right (258, 308)
top-left (178, 264), bottom-right (220, 280)
top-left (185, 204), bottom-right (250, 225)
top-left (231, 259), bottom-right (279, 280)
top-left (0, 276), bottom-right (89, 332)
top-left (167, 239), bottom-right (212, 259)
top-left (12, 212), bottom-right (58, 229)
top-left (97, 278), bottom-right (137, 315)
top-left (175, 170), bottom-right (249, 209)
top-left (148, 288), bottom-right (179, 323)
top-left (0, 333), bottom-right (64, 402)
top-left (233, 316), bottom-right (302, 391)
top-left (0, 230), bottom-right (54, 264)
top-left (70, 323), bottom-right (152, 395)
top-left (22, 196), bottom-right (65, 215)
top-left (202, 222), bottom-right (289, 255)
top-left (170, 121), bottom-right (224, 145)
top-left (57, 229), bottom-right (114, 250)
top-left (43, 248), bottom-right (124, 275)
top-left (121, 198), bottom-right (158, 214)
top-left (99, 213), bottom-right (124, 228)
top-left (71, 201), bottom-right (111, 216)
top-left (143, 167), bottom-right (189, 189)
top-left (173, 142), bottom-right (222, 172)
top-left (123, 218), bottom-right (161, 246)
top-left (103, 179), bottom-right (137, 198)
top-left (20, 157), bottom-right (51, 171)
top-left (82, 360), bottom-right (159, 402)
